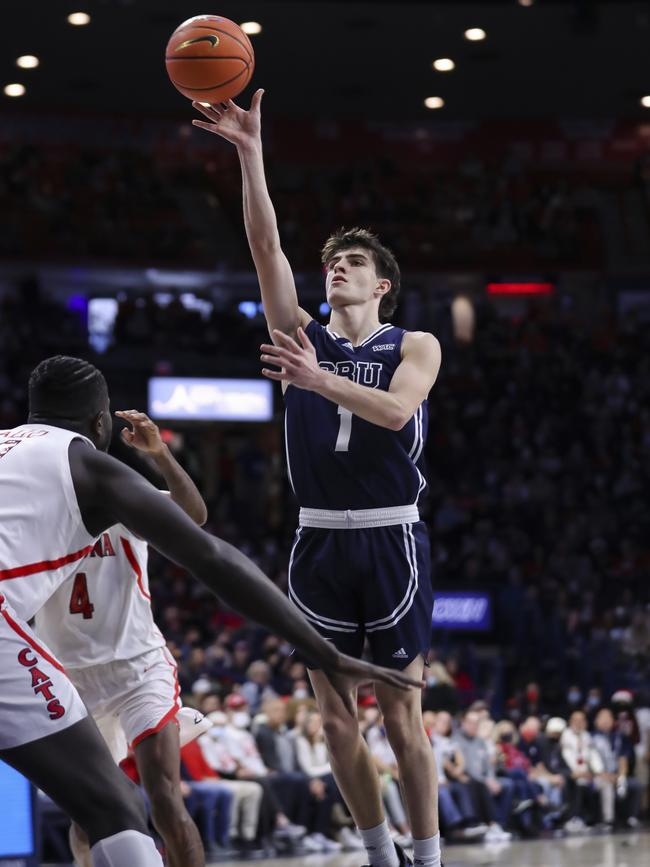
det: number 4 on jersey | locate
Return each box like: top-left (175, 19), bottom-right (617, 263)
top-left (69, 572), bottom-right (94, 619)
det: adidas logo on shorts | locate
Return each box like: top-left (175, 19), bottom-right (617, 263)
top-left (392, 647), bottom-right (408, 659)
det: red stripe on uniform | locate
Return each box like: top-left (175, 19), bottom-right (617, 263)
top-left (131, 704), bottom-right (180, 749)
top-left (120, 537), bottom-right (151, 601)
top-left (130, 648), bottom-right (181, 749)
top-left (0, 607), bottom-right (67, 674)
top-left (0, 545), bottom-right (94, 582)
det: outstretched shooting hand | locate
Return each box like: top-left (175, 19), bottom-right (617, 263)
top-left (192, 88), bottom-right (264, 148)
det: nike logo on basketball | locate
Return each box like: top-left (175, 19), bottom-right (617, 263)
top-left (392, 647), bottom-right (408, 659)
top-left (175, 35), bottom-right (220, 51)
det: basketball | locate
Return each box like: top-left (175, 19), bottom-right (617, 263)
top-left (165, 15), bottom-right (255, 104)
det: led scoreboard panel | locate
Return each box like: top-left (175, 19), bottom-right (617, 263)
top-left (149, 377), bottom-right (273, 422)
top-left (432, 592), bottom-right (492, 631)
top-left (0, 762), bottom-right (37, 865)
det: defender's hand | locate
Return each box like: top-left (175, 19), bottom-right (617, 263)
top-left (324, 653), bottom-right (424, 716)
top-left (192, 89), bottom-right (264, 148)
top-left (261, 327), bottom-right (325, 391)
top-left (115, 410), bottom-right (165, 456)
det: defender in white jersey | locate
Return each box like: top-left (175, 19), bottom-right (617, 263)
top-left (0, 367), bottom-right (164, 866)
top-left (1, 356), bottom-right (420, 867)
top-left (36, 410), bottom-right (209, 867)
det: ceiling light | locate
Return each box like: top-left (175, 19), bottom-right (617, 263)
top-left (641, 96), bottom-right (650, 108)
top-left (465, 28), bottom-right (486, 42)
top-left (424, 96), bottom-right (445, 110)
top-left (16, 55), bottom-right (39, 69)
top-left (518, 0), bottom-right (535, 6)
top-left (4, 83), bottom-right (26, 97)
top-left (433, 58), bottom-right (455, 72)
top-left (67, 12), bottom-right (91, 26)
top-left (240, 21), bottom-right (262, 35)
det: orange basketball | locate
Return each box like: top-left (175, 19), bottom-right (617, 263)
top-left (165, 15), bottom-right (255, 103)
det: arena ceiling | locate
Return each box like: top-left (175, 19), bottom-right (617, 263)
top-left (1, 1), bottom-right (649, 121)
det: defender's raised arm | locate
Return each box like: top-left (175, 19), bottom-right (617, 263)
top-left (193, 92), bottom-right (309, 340)
top-left (69, 441), bottom-right (422, 704)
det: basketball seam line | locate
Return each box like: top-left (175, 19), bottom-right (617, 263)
top-left (166, 56), bottom-right (249, 62)
top-left (172, 25), bottom-right (253, 63)
top-left (170, 66), bottom-right (251, 92)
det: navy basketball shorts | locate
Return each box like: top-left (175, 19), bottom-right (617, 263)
top-left (288, 521), bottom-right (433, 670)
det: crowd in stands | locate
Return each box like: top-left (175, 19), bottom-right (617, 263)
top-left (0, 137), bottom-right (614, 270)
top-left (38, 680), bottom-right (650, 860)
top-left (98, 688), bottom-right (650, 858)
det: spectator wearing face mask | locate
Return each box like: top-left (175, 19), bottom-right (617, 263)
top-left (179, 737), bottom-right (237, 857)
top-left (493, 721), bottom-right (542, 835)
top-left (196, 711), bottom-right (266, 857)
top-left (205, 695), bottom-right (307, 849)
top-left (561, 711), bottom-right (613, 830)
top-left (519, 717), bottom-right (567, 827)
top-left (565, 686), bottom-right (584, 718)
top-left (591, 708), bottom-right (642, 828)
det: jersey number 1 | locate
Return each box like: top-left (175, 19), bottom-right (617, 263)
top-left (69, 572), bottom-right (95, 620)
top-left (335, 406), bottom-right (353, 452)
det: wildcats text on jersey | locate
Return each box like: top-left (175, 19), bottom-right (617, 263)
top-left (18, 647), bottom-right (66, 720)
top-left (90, 534), bottom-right (116, 559)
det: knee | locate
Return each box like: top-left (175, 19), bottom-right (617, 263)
top-left (81, 783), bottom-right (149, 844)
top-left (321, 709), bottom-right (360, 751)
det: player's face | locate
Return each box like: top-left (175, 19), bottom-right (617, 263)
top-left (324, 247), bottom-right (389, 311)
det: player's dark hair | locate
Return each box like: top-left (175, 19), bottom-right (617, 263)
top-left (321, 227), bottom-right (401, 322)
top-left (28, 356), bottom-right (108, 420)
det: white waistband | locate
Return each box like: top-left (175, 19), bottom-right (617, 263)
top-left (298, 505), bottom-right (420, 530)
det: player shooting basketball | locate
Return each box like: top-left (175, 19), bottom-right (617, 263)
top-left (194, 91), bottom-right (443, 867)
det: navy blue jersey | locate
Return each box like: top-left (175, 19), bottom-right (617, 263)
top-left (284, 320), bottom-right (428, 510)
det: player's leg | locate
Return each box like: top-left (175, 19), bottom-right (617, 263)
top-left (367, 522), bottom-right (440, 867)
top-left (111, 646), bottom-right (204, 867)
top-left (135, 720), bottom-right (205, 867)
top-left (67, 665), bottom-right (134, 867)
top-left (1, 716), bottom-right (162, 864)
top-left (289, 528), bottom-right (386, 832)
top-left (309, 669), bottom-right (385, 829)
top-left (292, 525), bottom-right (402, 865)
top-left (375, 657), bottom-right (440, 858)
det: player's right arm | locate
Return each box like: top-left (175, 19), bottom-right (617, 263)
top-left (192, 91), bottom-right (311, 340)
top-left (69, 441), bottom-right (422, 701)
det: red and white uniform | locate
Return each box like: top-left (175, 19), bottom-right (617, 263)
top-left (0, 424), bottom-right (95, 749)
top-left (35, 526), bottom-right (181, 761)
